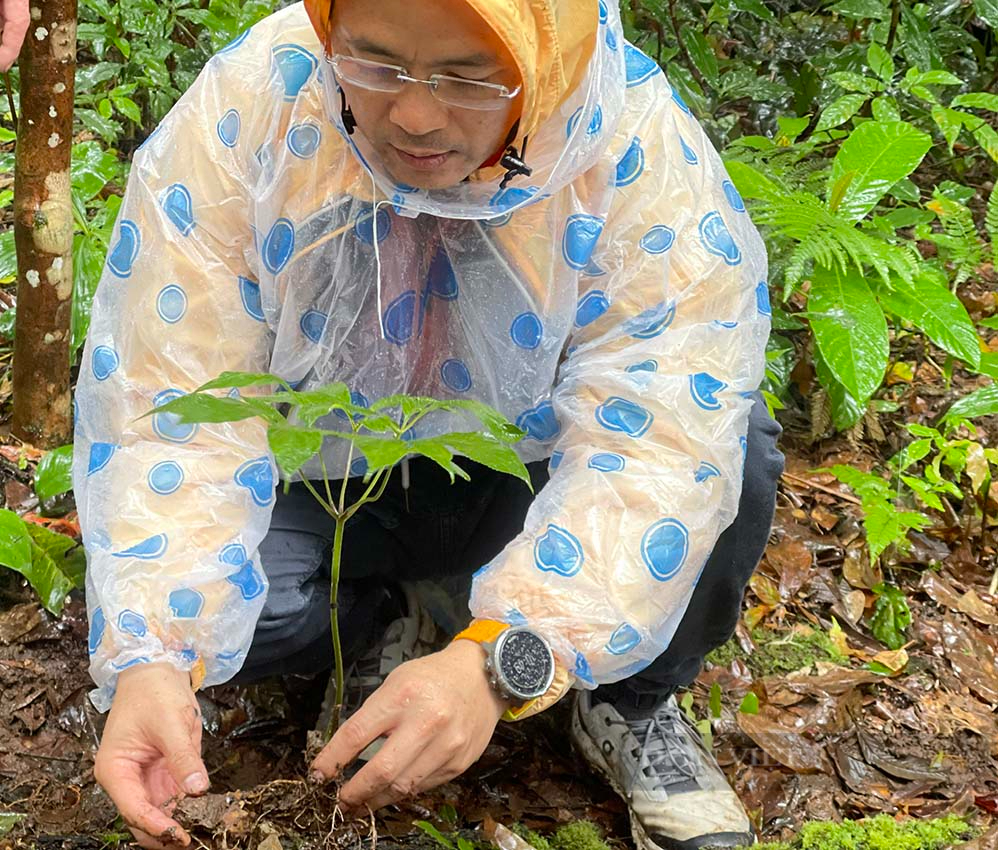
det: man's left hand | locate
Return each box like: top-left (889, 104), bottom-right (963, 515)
top-left (309, 638), bottom-right (507, 812)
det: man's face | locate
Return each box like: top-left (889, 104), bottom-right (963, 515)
top-left (329, 0), bottom-right (522, 190)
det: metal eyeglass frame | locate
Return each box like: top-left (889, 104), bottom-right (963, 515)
top-left (327, 53), bottom-right (521, 112)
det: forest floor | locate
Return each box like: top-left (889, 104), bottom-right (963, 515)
top-left (1, 325), bottom-right (998, 850)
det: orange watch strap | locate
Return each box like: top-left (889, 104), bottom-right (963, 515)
top-left (452, 618), bottom-right (509, 645)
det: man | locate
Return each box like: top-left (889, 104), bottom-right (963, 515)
top-left (73, 0), bottom-right (784, 848)
top-left (0, 0), bottom-right (28, 71)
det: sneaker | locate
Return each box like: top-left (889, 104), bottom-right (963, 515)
top-left (315, 582), bottom-right (441, 755)
top-left (571, 691), bottom-right (754, 850)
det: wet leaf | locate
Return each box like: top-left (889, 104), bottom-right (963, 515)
top-left (34, 445), bottom-right (74, 502)
top-left (870, 583), bottom-right (911, 650)
top-left (749, 574), bottom-right (781, 607)
top-left (0, 812), bottom-right (24, 837)
top-left (767, 537), bottom-right (813, 600)
top-left (737, 711), bottom-right (833, 773)
top-left (956, 589), bottom-right (998, 627)
top-left (738, 692), bottom-right (760, 714)
top-left (843, 589), bottom-right (868, 624)
top-left (267, 424), bottom-right (324, 479)
top-left (869, 648), bottom-right (909, 673)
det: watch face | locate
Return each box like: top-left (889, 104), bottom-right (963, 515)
top-left (497, 629), bottom-right (554, 699)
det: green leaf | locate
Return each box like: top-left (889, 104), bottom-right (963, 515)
top-left (414, 821), bottom-right (455, 850)
top-left (865, 505), bottom-right (930, 563)
top-left (144, 393), bottom-right (280, 426)
top-left (970, 352), bottom-right (998, 380)
top-left (911, 69), bottom-right (963, 86)
top-left (339, 434), bottom-right (414, 472)
top-left (815, 94), bottom-right (868, 132)
top-left (287, 383), bottom-right (352, 426)
top-left (931, 107), bottom-right (966, 152)
top-left (866, 42), bottom-right (894, 82)
top-left (809, 267), bottom-right (889, 403)
top-left (195, 371), bottom-right (292, 393)
top-left (828, 121), bottom-right (932, 222)
top-left (34, 445), bottom-right (74, 502)
top-left (723, 160), bottom-right (784, 203)
top-left (0, 511), bottom-right (82, 616)
top-left (0, 306), bottom-right (15, 341)
top-left (829, 0), bottom-right (888, 18)
top-left (437, 432), bottom-right (532, 487)
top-left (111, 95), bottom-right (142, 125)
top-left (0, 812), bottom-right (25, 837)
top-left (437, 399), bottom-right (526, 444)
top-left (870, 584), bottom-right (912, 650)
top-left (267, 423), bottom-right (322, 478)
top-left (0, 230), bottom-right (15, 284)
top-left (871, 96), bottom-right (901, 122)
top-left (874, 272), bottom-right (980, 367)
top-left (943, 383), bottom-right (998, 423)
top-left (738, 692), bottom-right (760, 714)
top-left (951, 92), bottom-right (998, 112)
top-left (891, 438), bottom-right (933, 472)
top-left (828, 72), bottom-right (882, 94)
top-left (404, 439), bottom-right (468, 484)
top-left (709, 681), bottom-right (722, 719)
top-left (814, 349), bottom-right (865, 430)
top-left (973, 0), bottom-right (998, 28)
top-left (680, 30), bottom-right (718, 88)
top-left (0, 510), bottom-right (33, 577)
top-left (900, 474), bottom-right (945, 511)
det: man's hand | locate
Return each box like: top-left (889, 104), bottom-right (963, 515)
top-left (310, 639), bottom-right (506, 812)
top-left (0, 0), bottom-right (29, 71)
top-left (94, 662), bottom-right (209, 849)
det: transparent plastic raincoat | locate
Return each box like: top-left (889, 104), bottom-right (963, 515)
top-left (73, 0), bottom-right (770, 711)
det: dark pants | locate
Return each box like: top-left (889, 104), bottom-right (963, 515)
top-left (235, 393), bottom-right (784, 704)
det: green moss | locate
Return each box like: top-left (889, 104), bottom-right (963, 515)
top-left (756, 815), bottom-right (975, 850)
top-left (708, 625), bottom-right (848, 677)
top-left (512, 821), bottom-right (610, 850)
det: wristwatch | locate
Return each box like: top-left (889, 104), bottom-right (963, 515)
top-left (481, 626), bottom-right (556, 704)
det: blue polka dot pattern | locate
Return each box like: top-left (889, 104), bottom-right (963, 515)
top-left (350, 456), bottom-right (369, 477)
top-left (549, 450), bottom-right (564, 470)
top-left (217, 109), bottom-right (240, 148)
top-left (353, 206), bottom-right (392, 246)
top-left (574, 651), bottom-right (595, 684)
top-left (516, 400), bottom-right (561, 441)
top-left (575, 289), bottom-right (610, 326)
top-left (441, 358), bottom-right (472, 392)
top-left (756, 281), bottom-right (772, 316)
top-left (262, 218), bottom-right (295, 273)
top-left (226, 560), bottom-right (266, 600)
top-left (595, 396), bottom-right (654, 437)
top-left (300, 309), bottom-right (327, 344)
top-left (588, 452), bottom-right (625, 472)
top-left (626, 359), bottom-right (658, 373)
top-left (713, 320), bottom-right (739, 328)
top-left (88, 442), bottom-right (116, 475)
top-left (680, 137), bottom-right (699, 165)
top-left (382, 289), bottom-right (416, 344)
top-left (699, 211), bottom-right (741, 265)
top-left (510, 312), bottom-right (543, 349)
top-left (118, 610), bottom-right (148, 637)
top-left (426, 248), bottom-right (459, 299)
top-left (239, 276), bottom-right (266, 322)
top-left (152, 389), bottom-right (198, 444)
top-left (606, 623), bottom-right (641, 655)
top-left (562, 214), bottom-right (605, 271)
top-left (695, 461), bottom-right (721, 483)
top-left (627, 301), bottom-right (675, 338)
top-left (598, 0), bottom-right (608, 22)
top-left (92, 346), bottom-right (119, 381)
top-left (671, 86), bottom-right (692, 115)
top-left (88, 607), bottom-right (105, 654)
top-left (168, 588), bottom-right (204, 619)
top-left (220, 543), bottom-right (247, 566)
top-left (271, 43), bottom-right (318, 100)
top-left (639, 225), bottom-right (676, 254)
top-left (112, 656), bottom-right (151, 671)
top-left (219, 28), bottom-right (250, 53)
top-left (287, 122), bottom-right (321, 158)
top-left (156, 285), bottom-right (187, 324)
top-left (605, 27), bottom-right (617, 50)
top-left (107, 220), bottom-right (140, 278)
top-left (148, 460), bottom-right (183, 495)
top-left (161, 183), bottom-right (195, 237)
top-left (534, 524), bottom-right (584, 577)
top-left (334, 389), bottom-right (370, 422)
top-left (722, 179), bottom-right (746, 212)
top-left (234, 456), bottom-right (275, 507)
top-left (689, 372), bottom-right (728, 410)
top-left (180, 648), bottom-right (198, 663)
top-left (624, 44), bottom-right (660, 87)
top-left (566, 105), bottom-right (603, 138)
top-left (615, 137), bottom-right (645, 187)
top-left (112, 534), bottom-right (168, 560)
top-left (641, 518), bottom-right (689, 581)
top-left (488, 185), bottom-right (539, 212)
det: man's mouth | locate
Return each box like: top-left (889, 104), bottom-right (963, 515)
top-left (390, 145), bottom-right (454, 170)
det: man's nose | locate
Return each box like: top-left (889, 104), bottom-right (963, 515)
top-left (388, 81), bottom-right (450, 139)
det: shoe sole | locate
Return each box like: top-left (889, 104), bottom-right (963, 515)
top-left (569, 698), bottom-right (755, 850)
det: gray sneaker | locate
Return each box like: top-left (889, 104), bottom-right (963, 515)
top-left (316, 582), bottom-right (441, 753)
top-left (571, 691), bottom-right (754, 850)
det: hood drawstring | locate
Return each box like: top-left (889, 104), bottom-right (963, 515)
top-left (340, 88), bottom-right (357, 136)
top-left (499, 135), bottom-right (531, 189)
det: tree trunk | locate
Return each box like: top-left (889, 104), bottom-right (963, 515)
top-left (11, 0), bottom-right (77, 448)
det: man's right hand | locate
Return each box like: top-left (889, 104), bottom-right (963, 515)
top-left (94, 662), bottom-right (209, 849)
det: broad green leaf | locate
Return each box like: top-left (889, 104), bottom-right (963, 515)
top-left (0, 510), bottom-right (33, 576)
top-left (901, 475), bottom-right (944, 511)
top-left (951, 92), bottom-right (998, 112)
top-left (829, 0), bottom-right (888, 18)
top-left (437, 399), bottom-right (525, 443)
top-left (338, 433), bottom-right (413, 472)
top-left (729, 0), bottom-right (775, 18)
top-left (195, 371), bottom-right (292, 393)
top-left (890, 438), bottom-right (933, 472)
top-left (680, 30), bottom-right (718, 88)
top-left (369, 394), bottom-right (436, 419)
top-left (973, 0), bottom-right (998, 28)
top-left (738, 692), bottom-right (760, 714)
top-left (404, 439), bottom-right (469, 484)
top-left (34, 445), bottom-right (74, 501)
top-left (900, 5), bottom-right (942, 73)
top-left (970, 352), bottom-right (998, 380)
top-left (828, 121), bottom-right (932, 222)
top-left (866, 42), bottom-right (894, 82)
top-left (112, 95), bottom-right (143, 125)
top-left (267, 423), bottom-right (323, 477)
top-left (25, 523), bottom-right (86, 613)
top-left (874, 272), bottom-right (980, 367)
top-left (0, 230), bottom-right (15, 283)
top-left (815, 94), bottom-right (868, 132)
top-left (887, 178), bottom-right (919, 202)
top-left (809, 267), bottom-right (889, 402)
top-left (287, 383), bottom-right (352, 426)
top-left (911, 69), bottom-right (963, 86)
top-left (814, 349), bottom-right (865, 430)
top-left (72, 233), bottom-right (104, 356)
top-left (438, 432), bottom-right (532, 487)
top-left (943, 382), bottom-right (998, 423)
top-left (870, 584), bottom-right (912, 650)
top-left (931, 107), bottom-right (966, 152)
top-left (827, 171), bottom-right (857, 213)
top-left (828, 72), bottom-right (881, 94)
top-left (871, 97), bottom-right (901, 122)
top-left (723, 160), bottom-right (784, 202)
top-left (970, 122), bottom-right (998, 164)
top-left (144, 393), bottom-right (280, 426)
top-left (0, 306), bottom-right (14, 340)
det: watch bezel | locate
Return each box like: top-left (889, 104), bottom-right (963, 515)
top-left (492, 626), bottom-right (556, 702)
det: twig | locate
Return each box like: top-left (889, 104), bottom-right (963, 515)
top-left (666, 0), bottom-right (707, 92)
top-left (781, 471), bottom-right (862, 505)
top-left (886, 0), bottom-right (901, 53)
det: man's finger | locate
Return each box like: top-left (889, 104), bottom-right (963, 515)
top-left (98, 759), bottom-right (191, 847)
top-left (153, 703), bottom-right (209, 796)
top-left (0, 0), bottom-right (30, 71)
top-left (360, 749), bottom-right (455, 813)
top-left (310, 694), bottom-right (398, 781)
top-left (337, 728), bottom-right (431, 811)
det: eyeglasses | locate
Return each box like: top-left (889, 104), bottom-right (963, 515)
top-left (328, 54), bottom-right (521, 112)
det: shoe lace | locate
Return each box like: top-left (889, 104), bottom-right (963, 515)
top-left (622, 701), bottom-right (702, 793)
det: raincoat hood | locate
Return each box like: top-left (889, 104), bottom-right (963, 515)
top-left (303, 0), bottom-right (623, 219)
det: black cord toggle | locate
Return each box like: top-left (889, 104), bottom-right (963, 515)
top-left (499, 136), bottom-right (532, 189)
top-left (339, 88), bottom-right (357, 135)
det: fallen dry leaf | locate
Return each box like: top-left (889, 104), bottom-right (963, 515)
top-left (737, 711), bottom-right (834, 774)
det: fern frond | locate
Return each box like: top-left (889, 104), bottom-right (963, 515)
top-left (928, 195), bottom-right (984, 286)
top-left (986, 184), bottom-right (998, 264)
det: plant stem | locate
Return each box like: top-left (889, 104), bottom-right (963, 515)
top-left (326, 514), bottom-right (347, 739)
top-left (300, 476), bottom-right (339, 520)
